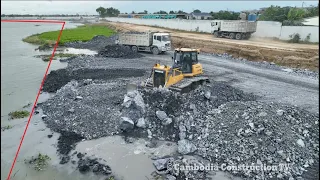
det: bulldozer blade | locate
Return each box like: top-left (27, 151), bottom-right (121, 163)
top-left (126, 83), bottom-right (138, 93)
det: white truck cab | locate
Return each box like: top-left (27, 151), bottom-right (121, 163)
top-left (152, 33), bottom-right (171, 52)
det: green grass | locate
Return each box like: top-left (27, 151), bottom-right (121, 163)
top-left (8, 110), bottom-right (30, 119)
top-left (1, 125), bottom-right (13, 131)
top-left (23, 24), bottom-right (115, 46)
top-left (25, 153), bottom-right (51, 171)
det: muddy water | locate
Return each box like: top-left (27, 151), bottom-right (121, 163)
top-left (1, 21), bottom-right (82, 120)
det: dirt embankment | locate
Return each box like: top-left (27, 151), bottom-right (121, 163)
top-left (105, 22), bottom-right (319, 71)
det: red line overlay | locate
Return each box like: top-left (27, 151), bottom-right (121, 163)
top-left (1, 19), bottom-right (66, 180)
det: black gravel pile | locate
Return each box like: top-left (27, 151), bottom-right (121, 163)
top-left (42, 68), bottom-right (146, 93)
top-left (119, 82), bottom-right (257, 141)
top-left (115, 83), bottom-right (318, 179)
top-left (41, 80), bottom-right (126, 140)
top-left (97, 45), bottom-right (144, 59)
top-left (64, 35), bottom-right (118, 51)
top-left (57, 131), bottom-right (84, 164)
top-left (187, 101), bottom-right (319, 179)
top-left (65, 55), bottom-right (154, 70)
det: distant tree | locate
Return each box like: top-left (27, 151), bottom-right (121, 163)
top-left (154, 10), bottom-right (167, 14)
top-left (177, 10), bottom-right (187, 14)
top-left (193, 9), bottom-right (201, 13)
top-left (169, 10), bottom-right (175, 14)
top-left (211, 11), bottom-right (240, 20)
top-left (96, 7), bottom-right (120, 17)
top-left (96, 7), bottom-right (107, 17)
top-left (304, 4), bottom-right (319, 17)
top-left (287, 8), bottom-right (306, 20)
top-left (131, 11), bottom-right (136, 14)
top-left (105, 7), bottom-right (120, 17)
top-left (144, 10), bottom-right (148, 14)
top-left (259, 5), bottom-right (290, 22)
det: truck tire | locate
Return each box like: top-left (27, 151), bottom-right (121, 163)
top-left (131, 46), bottom-right (138, 53)
top-left (229, 33), bottom-right (235, 39)
top-left (152, 47), bottom-right (159, 55)
top-left (235, 33), bottom-right (242, 40)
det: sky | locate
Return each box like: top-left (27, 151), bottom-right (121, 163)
top-left (1, 1), bottom-right (319, 15)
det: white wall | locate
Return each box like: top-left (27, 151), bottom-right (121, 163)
top-left (253, 21), bottom-right (282, 38)
top-left (106, 17), bottom-right (319, 42)
top-left (280, 26), bottom-right (319, 42)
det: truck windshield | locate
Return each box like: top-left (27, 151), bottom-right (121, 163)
top-left (162, 35), bottom-right (170, 42)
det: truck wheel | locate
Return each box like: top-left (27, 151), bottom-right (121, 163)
top-left (235, 33), bottom-right (242, 40)
top-left (229, 33), bottom-right (235, 39)
top-left (214, 32), bottom-right (219, 38)
top-left (131, 46), bottom-right (138, 53)
top-left (152, 47), bottom-right (159, 55)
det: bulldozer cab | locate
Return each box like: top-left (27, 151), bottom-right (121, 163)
top-left (173, 48), bottom-right (200, 73)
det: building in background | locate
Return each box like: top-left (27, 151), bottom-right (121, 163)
top-left (302, 16), bottom-right (319, 26)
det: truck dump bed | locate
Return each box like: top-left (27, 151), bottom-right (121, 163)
top-left (118, 32), bottom-right (153, 46)
top-left (221, 20), bottom-right (257, 33)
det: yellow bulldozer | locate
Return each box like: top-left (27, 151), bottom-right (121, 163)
top-left (144, 48), bottom-right (210, 93)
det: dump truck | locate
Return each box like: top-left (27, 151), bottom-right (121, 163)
top-left (116, 31), bottom-right (171, 55)
top-left (211, 20), bottom-right (257, 40)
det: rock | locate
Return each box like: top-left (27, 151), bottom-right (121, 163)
top-left (119, 117), bottom-right (134, 132)
top-left (204, 91), bottom-right (211, 99)
top-left (166, 174), bottom-right (177, 180)
top-left (265, 131), bottom-right (272, 136)
top-left (147, 129), bottom-right (152, 139)
top-left (190, 103), bottom-right (196, 110)
top-left (59, 156), bottom-right (70, 164)
top-left (77, 152), bottom-right (85, 159)
top-left (133, 92), bottom-right (145, 113)
top-left (68, 108), bottom-right (75, 113)
top-left (156, 111), bottom-right (168, 121)
top-left (123, 95), bottom-right (132, 108)
top-left (258, 112), bottom-right (268, 117)
top-left (276, 109), bottom-right (285, 116)
top-left (249, 122), bottom-right (254, 129)
top-left (178, 139), bottom-right (197, 155)
top-left (75, 96), bottom-right (83, 100)
top-left (47, 134), bottom-right (53, 138)
top-left (296, 139), bottom-right (305, 147)
top-left (92, 164), bottom-right (99, 172)
top-left (136, 118), bottom-right (146, 128)
top-left (282, 68), bottom-right (293, 73)
top-left (41, 114), bottom-right (48, 119)
top-left (34, 110), bottom-right (40, 115)
top-left (78, 159), bottom-right (90, 173)
top-left (162, 118), bottom-right (172, 125)
top-left (153, 158), bottom-right (169, 171)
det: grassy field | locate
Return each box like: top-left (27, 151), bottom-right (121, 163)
top-left (23, 24), bottom-right (115, 46)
